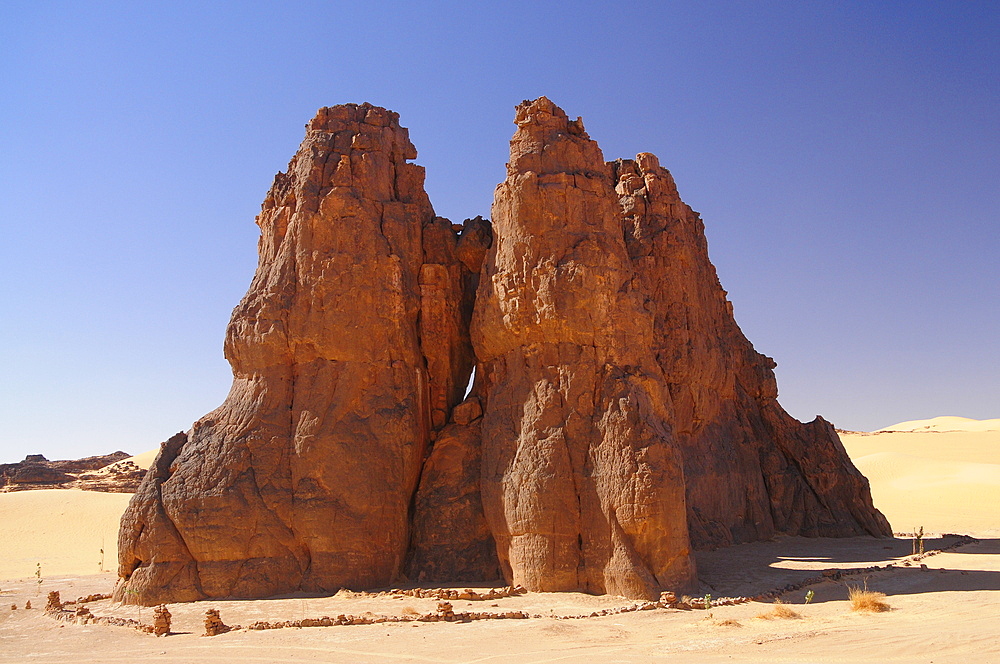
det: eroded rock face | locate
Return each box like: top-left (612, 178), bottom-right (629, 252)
top-left (116, 103), bottom-right (478, 604)
top-left (610, 153), bottom-right (890, 548)
top-left (118, 97), bottom-right (888, 605)
top-left (472, 98), bottom-right (697, 599)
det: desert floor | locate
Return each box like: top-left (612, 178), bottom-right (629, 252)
top-left (1, 418), bottom-right (997, 663)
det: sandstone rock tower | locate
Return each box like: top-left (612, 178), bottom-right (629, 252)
top-left (116, 104), bottom-right (483, 604)
top-left (472, 99), bottom-right (695, 597)
top-left (116, 98), bottom-right (889, 605)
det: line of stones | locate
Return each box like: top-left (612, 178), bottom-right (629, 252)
top-left (39, 536), bottom-right (977, 637)
top-left (339, 585), bottom-right (528, 601)
top-left (44, 591), bottom-right (171, 636)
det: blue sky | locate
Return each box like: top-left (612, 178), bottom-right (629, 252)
top-left (1, 1), bottom-right (996, 462)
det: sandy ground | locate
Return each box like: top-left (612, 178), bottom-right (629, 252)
top-left (0, 490), bottom-right (131, 578)
top-left (0, 416), bottom-right (996, 663)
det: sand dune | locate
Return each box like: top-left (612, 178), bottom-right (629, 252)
top-left (124, 448), bottom-right (157, 470)
top-left (840, 416), bottom-right (1000, 539)
top-left (0, 489), bottom-right (131, 580)
top-left (876, 415), bottom-right (1000, 433)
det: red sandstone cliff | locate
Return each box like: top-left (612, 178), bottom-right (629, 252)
top-left (611, 147), bottom-right (890, 548)
top-left (471, 98), bottom-right (697, 599)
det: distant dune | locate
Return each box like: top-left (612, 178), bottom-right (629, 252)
top-left (125, 448), bottom-right (158, 470)
top-left (840, 416), bottom-right (1000, 539)
top-left (876, 415), bottom-right (1000, 433)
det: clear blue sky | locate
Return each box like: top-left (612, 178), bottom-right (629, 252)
top-left (1, 1), bottom-right (996, 462)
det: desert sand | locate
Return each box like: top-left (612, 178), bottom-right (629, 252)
top-left (0, 489), bottom-right (131, 579)
top-left (1, 416), bottom-right (997, 663)
top-left (840, 416), bottom-right (1000, 539)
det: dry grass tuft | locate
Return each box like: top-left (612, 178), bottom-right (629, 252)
top-left (848, 586), bottom-right (891, 613)
top-left (755, 599), bottom-right (801, 620)
top-left (400, 605), bottom-right (420, 616)
top-left (714, 619), bottom-right (743, 627)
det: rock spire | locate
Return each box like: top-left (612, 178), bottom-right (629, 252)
top-left (116, 103), bottom-right (484, 603)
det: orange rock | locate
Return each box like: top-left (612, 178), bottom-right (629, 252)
top-left (116, 97), bottom-right (888, 606)
top-left (473, 97), bottom-right (696, 599)
top-left (116, 103), bottom-right (477, 604)
top-left (611, 150), bottom-right (890, 548)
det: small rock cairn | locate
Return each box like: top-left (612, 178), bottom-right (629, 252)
top-left (152, 605), bottom-right (171, 636)
top-left (204, 608), bottom-right (232, 636)
top-left (45, 591), bottom-right (63, 612)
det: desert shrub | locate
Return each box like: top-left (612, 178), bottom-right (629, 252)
top-left (848, 586), bottom-right (890, 613)
top-left (714, 618), bottom-right (743, 627)
top-left (756, 599), bottom-right (801, 620)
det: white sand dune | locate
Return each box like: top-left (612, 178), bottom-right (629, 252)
top-left (840, 416), bottom-right (1000, 539)
top-left (877, 415), bottom-right (1000, 433)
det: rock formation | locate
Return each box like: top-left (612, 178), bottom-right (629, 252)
top-left (608, 146), bottom-right (890, 549)
top-left (0, 451), bottom-right (142, 493)
top-left (472, 98), bottom-right (696, 598)
top-left (117, 98), bottom-right (889, 605)
top-left (116, 103), bottom-right (483, 604)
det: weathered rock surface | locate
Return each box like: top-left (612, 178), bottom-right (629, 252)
top-left (406, 395), bottom-right (501, 582)
top-left (0, 451), bottom-right (141, 493)
top-left (610, 152), bottom-right (891, 548)
top-left (117, 97), bottom-right (888, 605)
top-left (472, 98), bottom-right (696, 599)
top-left (116, 103), bottom-right (479, 604)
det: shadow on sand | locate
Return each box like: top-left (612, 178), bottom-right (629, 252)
top-left (695, 536), bottom-right (1000, 602)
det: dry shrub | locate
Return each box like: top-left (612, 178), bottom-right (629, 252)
top-left (715, 619), bottom-right (743, 627)
top-left (756, 599), bottom-right (801, 620)
top-left (848, 586), bottom-right (890, 613)
top-left (400, 605), bottom-right (420, 616)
